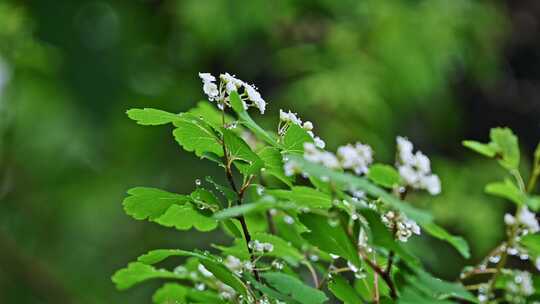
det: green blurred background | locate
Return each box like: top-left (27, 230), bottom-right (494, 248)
top-left (1, 0), bottom-right (539, 302)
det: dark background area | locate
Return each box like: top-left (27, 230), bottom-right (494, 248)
top-left (0, 0), bottom-right (539, 303)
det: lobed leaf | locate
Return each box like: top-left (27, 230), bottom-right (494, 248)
top-left (112, 262), bottom-right (187, 290)
top-left (282, 124), bottom-right (313, 155)
top-left (127, 108), bottom-right (180, 126)
top-left (173, 113), bottom-right (223, 157)
top-left (462, 140), bottom-right (497, 158)
top-left (123, 187), bottom-right (190, 220)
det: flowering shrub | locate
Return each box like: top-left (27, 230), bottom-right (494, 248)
top-left (112, 73), bottom-right (540, 303)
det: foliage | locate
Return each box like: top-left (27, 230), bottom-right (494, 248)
top-left (111, 73), bottom-right (540, 303)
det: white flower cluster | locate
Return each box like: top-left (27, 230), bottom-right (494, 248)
top-left (199, 72), bottom-right (266, 114)
top-left (381, 210), bottom-right (421, 242)
top-left (279, 109), bottom-right (325, 149)
top-left (507, 270), bottom-right (535, 298)
top-left (337, 143), bottom-right (373, 175)
top-left (504, 207), bottom-right (540, 234)
top-left (283, 140), bottom-right (374, 177)
top-left (396, 136), bottom-right (441, 195)
top-left (303, 142), bottom-right (340, 170)
top-left (248, 240), bottom-right (274, 253)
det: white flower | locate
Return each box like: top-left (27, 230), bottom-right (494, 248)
top-left (303, 121), bottom-right (313, 131)
top-left (504, 213), bottom-right (516, 225)
top-left (220, 72), bottom-right (243, 88)
top-left (518, 207), bottom-right (539, 233)
top-left (535, 256), bottom-right (540, 271)
top-left (199, 72), bottom-right (216, 82)
top-left (421, 174), bottom-right (441, 195)
top-left (198, 264), bottom-right (214, 277)
top-left (395, 136), bottom-right (441, 195)
top-left (244, 84), bottom-right (266, 114)
top-left (337, 142), bottom-right (373, 175)
top-left (279, 109), bottom-right (289, 122)
top-left (224, 255), bottom-right (243, 274)
top-left (396, 136), bottom-right (414, 164)
top-left (303, 143), bottom-right (340, 169)
top-left (398, 165), bottom-right (420, 185)
top-left (509, 271), bottom-right (535, 296)
top-left (314, 137), bottom-right (326, 149)
top-left (283, 160), bottom-right (300, 176)
top-left (199, 72), bottom-right (220, 101)
top-left (382, 211), bottom-right (421, 242)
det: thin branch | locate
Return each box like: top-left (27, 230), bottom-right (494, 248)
top-left (359, 250), bottom-right (397, 300)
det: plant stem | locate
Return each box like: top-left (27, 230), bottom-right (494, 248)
top-left (221, 115), bottom-right (260, 282)
top-left (359, 250), bottom-right (397, 300)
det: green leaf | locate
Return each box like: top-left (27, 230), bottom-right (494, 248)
top-left (527, 195), bottom-right (540, 211)
top-left (188, 101), bottom-right (234, 131)
top-left (213, 197), bottom-right (279, 220)
top-left (137, 249), bottom-right (206, 265)
top-left (152, 283), bottom-right (188, 304)
top-left (261, 272), bottom-right (328, 304)
top-left (205, 176), bottom-right (238, 203)
top-left (267, 186), bottom-right (332, 209)
top-left (136, 249), bottom-right (248, 296)
top-left (300, 213), bottom-right (361, 267)
top-left (520, 233), bottom-right (540, 256)
top-left (462, 140), bottom-right (497, 158)
top-left (282, 123), bottom-right (313, 155)
top-left (258, 146), bottom-right (293, 186)
top-left (123, 187), bottom-right (190, 220)
top-left (490, 127), bottom-right (520, 170)
top-left (173, 113), bottom-right (223, 157)
top-left (328, 274), bottom-right (364, 304)
top-left (190, 188), bottom-right (222, 210)
top-left (154, 204), bottom-right (218, 232)
top-left (246, 274), bottom-right (301, 304)
top-left (485, 179), bottom-right (525, 206)
top-left (229, 91), bottom-right (278, 147)
top-left (403, 269), bottom-right (478, 303)
top-left (421, 222), bottom-right (470, 259)
top-left (127, 108), bottom-right (180, 126)
top-left (367, 164), bottom-right (401, 188)
top-left (252, 232), bottom-right (304, 265)
top-left (112, 262), bottom-right (187, 290)
top-left (223, 129), bottom-right (264, 176)
top-left (398, 287), bottom-right (454, 304)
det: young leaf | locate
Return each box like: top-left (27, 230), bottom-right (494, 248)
top-left (229, 91), bottom-right (278, 146)
top-left (299, 213), bottom-right (362, 267)
top-left (123, 187), bottom-right (190, 220)
top-left (267, 186), bottom-right (332, 209)
top-left (127, 108), bottom-right (180, 126)
top-left (462, 140), bottom-right (497, 157)
top-left (282, 124), bottom-right (313, 155)
top-left (112, 262), bottom-right (187, 290)
top-left (490, 127), bottom-right (520, 170)
top-left (485, 179), bottom-right (525, 206)
top-left (261, 272), bottom-right (329, 304)
top-left (328, 274), bottom-right (364, 304)
top-left (173, 113), bottom-right (223, 157)
top-left (154, 204), bottom-right (218, 231)
top-left (367, 164), bottom-right (401, 188)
